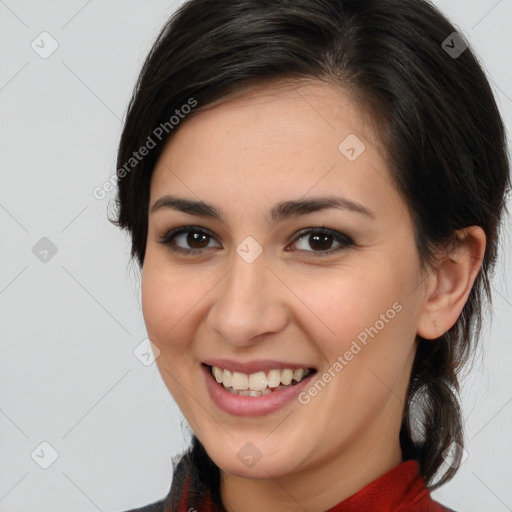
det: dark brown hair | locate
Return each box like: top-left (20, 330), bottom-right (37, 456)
top-left (112, 0), bottom-right (511, 496)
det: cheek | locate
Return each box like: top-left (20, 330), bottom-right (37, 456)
top-left (297, 257), bottom-right (419, 400)
top-left (141, 256), bottom-right (197, 352)
top-left (141, 257), bottom-right (204, 411)
top-left (294, 266), bottom-right (404, 346)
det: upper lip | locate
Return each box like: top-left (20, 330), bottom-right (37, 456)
top-left (203, 358), bottom-right (316, 374)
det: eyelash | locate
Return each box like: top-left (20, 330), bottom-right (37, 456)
top-left (157, 226), bottom-right (355, 258)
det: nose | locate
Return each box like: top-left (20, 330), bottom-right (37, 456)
top-left (206, 245), bottom-right (289, 348)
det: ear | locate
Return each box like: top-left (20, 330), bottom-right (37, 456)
top-left (417, 226), bottom-right (486, 340)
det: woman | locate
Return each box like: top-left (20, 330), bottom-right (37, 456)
top-left (113, 0), bottom-right (510, 510)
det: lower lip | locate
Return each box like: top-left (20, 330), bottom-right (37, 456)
top-left (202, 364), bottom-right (317, 417)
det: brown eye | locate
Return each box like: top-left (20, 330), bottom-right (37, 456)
top-left (288, 228), bottom-right (354, 257)
top-left (183, 230), bottom-right (210, 249)
top-left (159, 227), bottom-right (220, 254)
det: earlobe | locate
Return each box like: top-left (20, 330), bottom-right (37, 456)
top-left (417, 226), bottom-right (486, 340)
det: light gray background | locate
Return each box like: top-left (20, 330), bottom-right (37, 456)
top-left (1, 1), bottom-right (511, 511)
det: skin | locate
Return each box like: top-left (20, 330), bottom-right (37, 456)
top-left (141, 78), bottom-right (486, 512)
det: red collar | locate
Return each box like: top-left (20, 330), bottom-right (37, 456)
top-left (325, 460), bottom-right (451, 512)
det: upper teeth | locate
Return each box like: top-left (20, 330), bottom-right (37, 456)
top-left (211, 366), bottom-right (312, 391)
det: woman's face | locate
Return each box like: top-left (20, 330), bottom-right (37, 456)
top-left (142, 79), bottom-right (429, 482)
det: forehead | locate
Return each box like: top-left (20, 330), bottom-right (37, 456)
top-left (150, 79), bottom-right (399, 220)
top-left (184, 78), bottom-right (381, 149)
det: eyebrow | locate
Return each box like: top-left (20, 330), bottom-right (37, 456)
top-left (149, 195), bottom-right (375, 223)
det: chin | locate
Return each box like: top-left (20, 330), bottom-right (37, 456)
top-left (218, 457), bottom-right (294, 480)
top-left (206, 441), bottom-right (303, 480)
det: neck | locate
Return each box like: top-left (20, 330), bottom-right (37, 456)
top-left (219, 418), bottom-right (403, 512)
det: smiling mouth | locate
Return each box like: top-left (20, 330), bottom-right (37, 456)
top-left (205, 364), bottom-right (317, 397)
